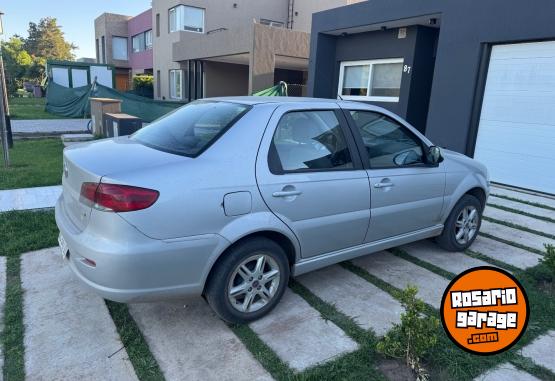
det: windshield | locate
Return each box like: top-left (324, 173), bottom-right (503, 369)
top-left (132, 101), bottom-right (250, 157)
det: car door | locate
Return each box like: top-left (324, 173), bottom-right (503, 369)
top-left (256, 103), bottom-right (371, 259)
top-left (343, 107), bottom-right (446, 243)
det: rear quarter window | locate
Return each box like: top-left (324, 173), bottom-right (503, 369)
top-left (132, 101), bottom-right (250, 157)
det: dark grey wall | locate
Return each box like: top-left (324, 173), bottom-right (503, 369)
top-left (333, 27), bottom-right (417, 120)
top-left (405, 27), bottom-right (438, 134)
top-left (329, 26), bottom-right (438, 132)
top-left (309, 0), bottom-right (555, 155)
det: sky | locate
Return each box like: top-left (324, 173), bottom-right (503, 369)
top-left (1, 0), bottom-right (151, 58)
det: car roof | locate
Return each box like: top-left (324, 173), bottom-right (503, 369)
top-left (204, 96), bottom-right (382, 110)
top-left (196, 96), bottom-right (434, 146)
top-left (204, 96), bottom-right (342, 106)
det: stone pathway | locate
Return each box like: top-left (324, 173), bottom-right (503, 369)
top-left (21, 248), bottom-right (138, 380)
top-left (4, 182), bottom-right (554, 379)
top-left (0, 185), bottom-right (61, 212)
top-left (11, 119), bottom-right (89, 134)
top-left (489, 196), bottom-right (555, 221)
top-left (401, 240), bottom-right (491, 274)
top-left (470, 236), bottom-right (542, 269)
top-left (250, 290), bottom-right (358, 372)
top-left (521, 331), bottom-right (555, 373)
top-left (352, 251), bottom-right (450, 309)
top-left (475, 363), bottom-right (540, 381)
top-left (61, 133), bottom-right (94, 147)
top-left (480, 220), bottom-right (555, 252)
top-left (130, 300), bottom-right (272, 381)
top-left (491, 186), bottom-right (555, 209)
top-left (0, 257), bottom-right (6, 380)
top-left (298, 265), bottom-right (403, 335)
top-left (484, 206), bottom-right (554, 236)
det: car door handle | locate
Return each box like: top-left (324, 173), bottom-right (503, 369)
top-left (272, 190), bottom-right (302, 198)
top-left (374, 182), bottom-right (395, 189)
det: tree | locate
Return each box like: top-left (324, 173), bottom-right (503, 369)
top-left (2, 36), bottom-right (33, 93)
top-left (1, 17), bottom-right (76, 95)
top-left (24, 17), bottom-right (77, 61)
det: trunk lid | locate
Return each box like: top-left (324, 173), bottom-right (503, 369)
top-left (61, 137), bottom-right (187, 231)
top-left (62, 154), bottom-right (102, 232)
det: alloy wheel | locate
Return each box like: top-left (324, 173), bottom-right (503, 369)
top-left (454, 205), bottom-right (479, 245)
top-left (227, 254), bottom-right (281, 313)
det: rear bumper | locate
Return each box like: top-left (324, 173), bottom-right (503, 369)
top-left (55, 196), bottom-right (230, 303)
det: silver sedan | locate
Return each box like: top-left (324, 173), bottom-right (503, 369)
top-left (55, 97), bottom-right (489, 323)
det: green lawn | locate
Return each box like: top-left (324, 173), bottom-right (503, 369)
top-left (0, 210), bottom-right (59, 257)
top-left (0, 139), bottom-right (63, 190)
top-left (8, 97), bottom-right (66, 120)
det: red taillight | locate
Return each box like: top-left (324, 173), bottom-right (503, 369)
top-left (80, 182), bottom-right (159, 212)
top-left (80, 182), bottom-right (98, 206)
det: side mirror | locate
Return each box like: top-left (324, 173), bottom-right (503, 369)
top-left (427, 146), bottom-right (443, 165)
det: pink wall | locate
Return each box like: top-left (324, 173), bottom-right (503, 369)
top-left (128, 9), bottom-right (153, 71)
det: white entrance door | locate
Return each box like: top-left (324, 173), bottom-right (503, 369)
top-left (474, 41), bottom-right (555, 195)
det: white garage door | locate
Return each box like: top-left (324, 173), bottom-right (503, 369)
top-left (474, 41), bottom-right (555, 195)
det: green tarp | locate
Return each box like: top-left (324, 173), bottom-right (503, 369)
top-left (45, 81), bottom-right (185, 123)
top-left (46, 80), bottom-right (288, 122)
top-left (253, 82), bottom-right (288, 96)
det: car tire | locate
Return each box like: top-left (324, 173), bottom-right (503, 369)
top-left (436, 194), bottom-right (482, 252)
top-left (205, 237), bottom-right (290, 324)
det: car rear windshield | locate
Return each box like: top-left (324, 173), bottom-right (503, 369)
top-left (132, 101), bottom-right (250, 157)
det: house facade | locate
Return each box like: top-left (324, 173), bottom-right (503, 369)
top-left (95, 1), bottom-right (361, 98)
top-left (308, 0), bottom-right (555, 195)
top-left (95, 9), bottom-right (153, 91)
top-left (134, 0), bottom-right (361, 101)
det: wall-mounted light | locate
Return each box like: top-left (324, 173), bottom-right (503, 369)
top-left (429, 18), bottom-right (437, 26)
top-left (341, 32), bottom-right (349, 37)
top-left (380, 26), bottom-right (387, 31)
top-left (233, 3), bottom-right (238, 8)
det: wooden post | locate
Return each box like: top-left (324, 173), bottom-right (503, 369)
top-left (0, 10), bottom-right (9, 166)
top-left (0, 53), bottom-right (12, 148)
top-left (0, 72), bottom-right (9, 167)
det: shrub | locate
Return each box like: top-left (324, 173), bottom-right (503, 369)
top-left (133, 74), bottom-right (154, 98)
top-left (541, 244), bottom-right (555, 277)
top-left (15, 89), bottom-right (31, 98)
top-left (376, 286), bottom-right (440, 381)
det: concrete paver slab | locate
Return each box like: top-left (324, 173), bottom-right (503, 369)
top-left (129, 300), bottom-right (272, 381)
top-left (474, 363), bottom-right (540, 381)
top-left (352, 251), bottom-right (450, 308)
top-left (521, 330), bottom-right (555, 373)
top-left (21, 248), bottom-right (137, 381)
top-left (0, 186), bottom-right (61, 212)
top-left (484, 206), bottom-right (554, 235)
top-left (11, 119), bottom-right (89, 134)
top-left (298, 265), bottom-right (403, 335)
top-left (402, 240), bottom-right (491, 275)
top-left (470, 236), bottom-right (542, 269)
top-left (61, 133), bottom-right (94, 141)
top-left (491, 186), bottom-right (555, 210)
top-left (0, 257), bottom-right (6, 380)
top-left (250, 290), bottom-right (358, 372)
top-left (480, 220), bottom-right (555, 252)
top-left (489, 196), bottom-right (555, 221)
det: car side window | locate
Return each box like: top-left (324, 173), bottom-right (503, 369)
top-left (271, 110), bottom-right (354, 172)
top-left (349, 110), bottom-right (424, 168)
